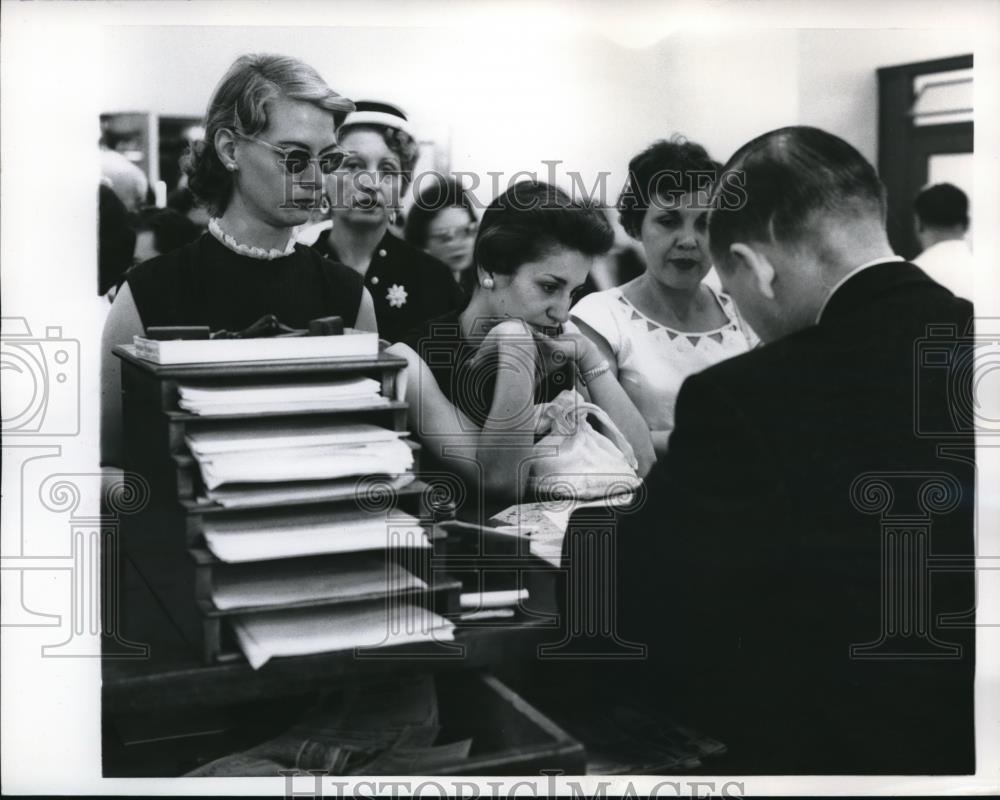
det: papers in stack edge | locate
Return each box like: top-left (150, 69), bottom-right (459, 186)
top-left (185, 422), bottom-right (413, 489)
top-left (185, 420), bottom-right (406, 454)
top-left (203, 473), bottom-right (416, 509)
top-left (203, 507), bottom-right (429, 563)
top-left (232, 601), bottom-right (455, 669)
top-left (211, 555), bottom-right (426, 610)
top-left (132, 329), bottom-right (378, 365)
top-left (177, 377), bottom-right (387, 416)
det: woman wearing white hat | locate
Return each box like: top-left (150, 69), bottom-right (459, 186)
top-left (313, 101), bottom-right (466, 342)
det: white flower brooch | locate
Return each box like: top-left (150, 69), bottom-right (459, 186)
top-left (386, 284), bottom-right (408, 308)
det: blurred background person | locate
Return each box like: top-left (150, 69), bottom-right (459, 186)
top-left (404, 177), bottom-right (478, 295)
top-left (913, 182), bottom-right (974, 301)
top-left (313, 101), bottom-right (464, 342)
top-left (587, 208), bottom-right (646, 292)
top-left (572, 138), bottom-right (757, 457)
top-left (98, 198), bottom-right (203, 305)
top-left (100, 135), bottom-right (150, 213)
top-left (102, 53), bottom-right (376, 467)
top-left (98, 184), bottom-right (137, 303)
top-left (132, 206), bottom-right (204, 265)
top-left (167, 185), bottom-right (211, 230)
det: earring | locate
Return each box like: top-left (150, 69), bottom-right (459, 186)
top-left (226, 163), bottom-right (237, 172)
top-left (481, 276), bottom-right (495, 290)
top-left (388, 210), bottom-right (398, 224)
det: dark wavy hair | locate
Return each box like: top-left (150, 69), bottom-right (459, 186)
top-left (404, 177), bottom-right (477, 248)
top-left (474, 181), bottom-right (614, 277)
top-left (617, 136), bottom-right (719, 240)
top-left (182, 53), bottom-right (352, 216)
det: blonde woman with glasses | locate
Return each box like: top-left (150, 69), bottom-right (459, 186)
top-left (100, 53), bottom-right (377, 467)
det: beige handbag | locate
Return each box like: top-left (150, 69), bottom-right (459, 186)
top-left (528, 389), bottom-right (641, 501)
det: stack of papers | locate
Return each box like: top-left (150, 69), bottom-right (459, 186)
top-left (203, 507), bottom-right (429, 563)
top-left (232, 601), bottom-right (456, 669)
top-left (177, 377), bottom-right (387, 416)
top-left (185, 421), bottom-right (413, 489)
top-left (211, 555), bottom-right (426, 610)
top-left (133, 328), bottom-right (377, 365)
top-left (204, 473), bottom-right (416, 509)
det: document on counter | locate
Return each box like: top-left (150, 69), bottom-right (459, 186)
top-left (232, 601), bottom-right (456, 669)
top-left (211, 555), bottom-right (426, 611)
top-left (490, 491), bottom-right (637, 567)
top-left (204, 507), bottom-right (429, 562)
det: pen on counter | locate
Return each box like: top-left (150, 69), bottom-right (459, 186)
top-left (438, 519), bottom-right (530, 537)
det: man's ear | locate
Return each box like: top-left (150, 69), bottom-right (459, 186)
top-left (214, 128), bottom-right (238, 170)
top-left (729, 243), bottom-right (776, 300)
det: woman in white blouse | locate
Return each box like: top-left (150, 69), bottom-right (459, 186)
top-left (572, 137), bottom-right (757, 457)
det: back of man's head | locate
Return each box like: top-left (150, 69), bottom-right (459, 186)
top-left (708, 127), bottom-right (892, 342)
top-left (709, 126), bottom-right (886, 264)
top-left (914, 183), bottom-right (969, 248)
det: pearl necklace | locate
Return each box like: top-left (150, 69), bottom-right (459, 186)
top-left (208, 217), bottom-right (296, 260)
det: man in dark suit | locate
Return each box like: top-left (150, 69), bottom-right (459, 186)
top-left (582, 127), bottom-right (975, 774)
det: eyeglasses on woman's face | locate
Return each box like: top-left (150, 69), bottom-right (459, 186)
top-left (233, 131), bottom-right (348, 175)
top-left (426, 221), bottom-right (478, 245)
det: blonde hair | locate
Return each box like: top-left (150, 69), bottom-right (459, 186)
top-left (183, 53), bottom-right (353, 215)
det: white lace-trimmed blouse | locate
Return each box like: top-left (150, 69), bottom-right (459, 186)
top-left (571, 285), bottom-right (758, 436)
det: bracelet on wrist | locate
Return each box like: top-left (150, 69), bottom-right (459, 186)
top-left (580, 359), bottom-right (610, 385)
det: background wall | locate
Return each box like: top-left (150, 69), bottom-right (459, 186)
top-left (797, 27), bottom-right (974, 165)
top-left (99, 25), bottom-right (972, 203)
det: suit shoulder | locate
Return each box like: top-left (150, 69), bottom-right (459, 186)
top-left (693, 331), bottom-right (810, 386)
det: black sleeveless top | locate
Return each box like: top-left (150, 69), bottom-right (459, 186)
top-left (127, 233), bottom-right (365, 332)
top-left (402, 309), bottom-right (576, 429)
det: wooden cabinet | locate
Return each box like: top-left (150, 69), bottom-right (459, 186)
top-left (104, 345), bottom-right (582, 776)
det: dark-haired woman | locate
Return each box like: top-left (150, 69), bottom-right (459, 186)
top-left (571, 138), bottom-right (757, 457)
top-left (101, 54), bottom-right (376, 466)
top-left (388, 181), bottom-right (655, 503)
top-left (314, 102), bottom-right (465, 343)
top-left (404, 177), bottom-right (478, 295)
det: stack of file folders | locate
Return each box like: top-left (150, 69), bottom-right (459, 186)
top-left (185, 420), bottom-right (414, 494)
top-left (178, 391), bottom-right (457, 666)
top-left (177, 377), bottom-right (389, 416)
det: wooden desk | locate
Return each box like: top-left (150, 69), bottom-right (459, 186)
top-left (105, 346), bottom-right (722, 775)
top-left (103, 553), bottom-right (559, 714)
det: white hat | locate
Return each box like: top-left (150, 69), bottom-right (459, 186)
top-left (339, 100), bottom-right (415, 139)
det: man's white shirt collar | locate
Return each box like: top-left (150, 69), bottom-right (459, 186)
top-left (816, 256), bottom-right (905, 323)
top-left (912, 238), bottom-right (972, 265)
